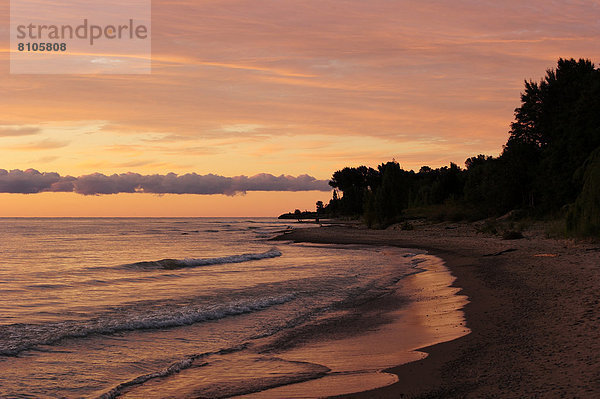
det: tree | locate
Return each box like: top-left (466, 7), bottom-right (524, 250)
top-left (504, 58), bottom-right (600, 212)
top-left (329, 166), bottom-right (380, 215)
top-left (315, 200), bottom-right (324, 223)
top-left (364, 161), bottom-right (413, 227)
top-left (315, 201), bottom-right (324, 212)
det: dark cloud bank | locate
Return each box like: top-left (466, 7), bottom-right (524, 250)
top-left (0, 169), bottom-right (330, 196)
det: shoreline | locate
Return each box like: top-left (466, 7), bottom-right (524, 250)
top-left (244, 247), bottom-right (469, 398)
top-left (272, 222), bottom-right (600, 398)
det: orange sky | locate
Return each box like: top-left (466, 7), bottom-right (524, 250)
top-left (1, 0), bottom-right (599, 216)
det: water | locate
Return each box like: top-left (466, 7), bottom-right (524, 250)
top-left (0, 218), bottom-right (458, 398)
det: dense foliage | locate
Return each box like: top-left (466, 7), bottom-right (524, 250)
top-left (323, 59), bottom-right (600, 235)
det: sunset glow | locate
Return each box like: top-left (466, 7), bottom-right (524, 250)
top-left (2, 0), bottom-right (598, 216)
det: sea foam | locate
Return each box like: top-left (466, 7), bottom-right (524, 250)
top-left (0, 293), bottom-right (295, 356)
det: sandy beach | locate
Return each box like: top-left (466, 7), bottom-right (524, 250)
top-left (274, 222), bottom-right (600, 398)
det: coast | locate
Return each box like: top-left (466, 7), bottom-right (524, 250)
top-left (273, 222), bottom-right (600, 398)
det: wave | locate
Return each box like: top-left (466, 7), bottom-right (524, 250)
top-left (123, 248), bottom-right (282, 270)
top-left (97, 344), bottom-right (249, 399)
top-left (98, 356), bottom-right (203, 399)
top-left (97, 347), bottom-right (330, 399)
top-left (0, 293), bottom-right (295, 357)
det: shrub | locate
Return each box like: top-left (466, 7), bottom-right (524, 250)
top-left (567, 147), bottom-right (600, 237)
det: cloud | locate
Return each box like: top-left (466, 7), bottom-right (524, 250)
top-left (9, 139), bottom-right (70, 150)
top-left (0, 169), bottom-right (330, 195)
top-left (0, 169), bottom-right (71, 194)
top-left (0, 126), bottom-right (41, 137)
top-left (29, 156), bottom-right (60, 164)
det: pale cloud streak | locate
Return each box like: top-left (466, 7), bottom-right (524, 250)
top-left (8, 139), bottom-right (70, 150)
top-left (0, 126), bottom-right (41, 137)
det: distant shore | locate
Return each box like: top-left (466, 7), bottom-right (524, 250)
top-left (274, 221), bottom-right (600, 398)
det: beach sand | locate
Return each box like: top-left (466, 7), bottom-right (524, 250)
top-left (274, 222), bottom-right (600, 398)
top-left (241, 247), bottom-right (469, 398)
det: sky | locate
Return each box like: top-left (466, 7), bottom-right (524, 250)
top-left (1, 0), bottom-right (599, 216)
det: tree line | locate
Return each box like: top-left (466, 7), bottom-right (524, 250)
top-left (321, 58), bottom-right (600, 235)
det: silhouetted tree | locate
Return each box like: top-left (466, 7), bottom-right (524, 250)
top-left (329, 166), bottom-right (379, 215)
top-left (315, 200), bottom-right (324, 222)
top-left (368, 161), bottom-right (406, 226)
top-left (316, 201), bottom-right (324, 212)
top-left (505, 58), bottom-right (600, 212)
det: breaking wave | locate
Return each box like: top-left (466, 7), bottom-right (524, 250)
top-left (123, 248), bottom-right (282, 270)
top-left (0, 293), bottom-right (296, 356)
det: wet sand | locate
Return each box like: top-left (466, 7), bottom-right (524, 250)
top-left (242, 250), bottom-right (468, 398)
top-left (274, 222), bottom-right (600, 398)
